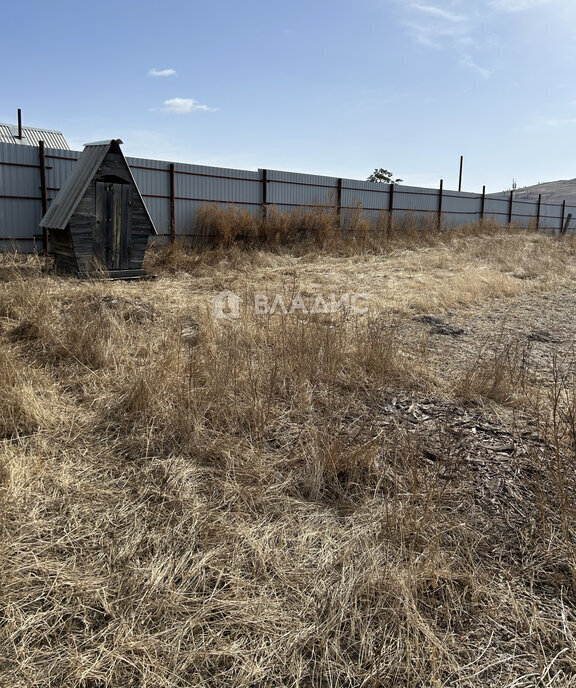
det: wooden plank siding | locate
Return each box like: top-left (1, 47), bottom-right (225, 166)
top-left (43, 140), bottom-right (155, 278)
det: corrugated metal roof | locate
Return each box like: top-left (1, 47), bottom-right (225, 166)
top-left (0, 122), bottom-right (70, 149)
top-left (40, 139), bottom-right (157, 235)
top-left (84, 139), bottom-right (122, 147)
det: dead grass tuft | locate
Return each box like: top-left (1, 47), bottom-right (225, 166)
top-left (2, 229), bottom-right (576, 686)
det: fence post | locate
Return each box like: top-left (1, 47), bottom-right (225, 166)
top-left (388, 183), bottom-right (394, 235)
top-left (458, 156), bottom-right (463, 192)
top-left (169, 163), bottom-right (176, 243)
top-left (536, 193), bottom-right (541, 231)
top-left (508, 189), bottom-right (514, 225)
top-left (480, 185), bottom-right (486, 222)
top-left (38, 140), bottom-right (48, 253)
top-left (336, 177), bottom-right (343, 229)
top-left (562, 212), bottom-right (572, 236)
top-left (437, 179), bottom-right (443, 230)
top-left (262, 168), bottom-right (268, 222)
top-left (560, 200), bottom-right (566, 236)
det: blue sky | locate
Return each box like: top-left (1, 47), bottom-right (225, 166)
top-left (1, 0), bottom-right (574, 192)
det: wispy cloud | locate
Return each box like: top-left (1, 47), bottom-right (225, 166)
top-left (488, 0), bottom-right (552, 12)
top-left (401, 2), bottom-right (473, 49)
top-left (398, 1), bottom-right (509, 76)
top-left (157, 97), bottom-right (218, 114)
top-left (403, 20), bottom-right (471, 49)
top-left (520, 116), bottom-right (576, 131)
top-left (399, 0), bottom-right (556, 47)
top-left (148, 67), bottom-right (177, 77)
top-left (409, 3), bottom-right (466, 22)
top-left (539, 117), bottom-right (576, 128)
top-left (460, 54), bottom-right (492, 78)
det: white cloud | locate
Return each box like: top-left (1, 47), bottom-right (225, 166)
top-left (158, 97), bottom-right (219, 113)
top-left (488, 0), bottom-right (552, 11)
top-left (403, 20), bottom-right (470, 49)
top-left (520, 116), bottom-right (576, 131)
top-left (410, 3), bottom-right (466, 22)
top-left (401, 1), bottom-right (472, 49)
top-left (148, 67), bottom-right (177, 77)
top-left (540, 117), bottom-right (576, 128)
top-left (398, 1), bottom-right (502, 76)
top-left (399, 0), bottom-right (554, 52)
top-left (460, 54), bottom-right (492, 78)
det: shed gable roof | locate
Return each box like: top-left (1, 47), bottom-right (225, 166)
top-left (40, 139), bottom-right (157, 234)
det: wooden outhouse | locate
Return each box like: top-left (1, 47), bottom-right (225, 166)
top-left (40, 139), bottom-right (156, 278)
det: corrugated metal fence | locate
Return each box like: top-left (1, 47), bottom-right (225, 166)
top-left (1, 141), bottom-right (574, 252)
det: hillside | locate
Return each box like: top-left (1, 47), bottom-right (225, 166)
top-left (504, 178), bottom-right (576, 205)
top-left (2, 222), bottom-right (576, 687)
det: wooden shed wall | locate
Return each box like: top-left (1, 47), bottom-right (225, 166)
top-left (70, 182), bottom-right (97, 275)
top-left (46, 144), bottom-right (155, 276)
top-left (128, 193), bottom-right (154, 268)
top-left (97, 152), bottom-right (132, 182)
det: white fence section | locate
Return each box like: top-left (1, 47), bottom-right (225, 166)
top-left (1, 141), bottom-right (574, 252)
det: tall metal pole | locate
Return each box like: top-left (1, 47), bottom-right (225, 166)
top-left (437, 179), bottom-right (443, 230)
top-left (458, 155), bottom-right (463, 192)
top-left (169, 163), bottom-right (176, 243)
top-left (262, 168), bottom-right (268, 222)
top-left (388, 183), bottom-right (394, 235)
top-left (39, 140), bottom-right (49, 253)
top-left (336, 178), bottom-right (343, 229)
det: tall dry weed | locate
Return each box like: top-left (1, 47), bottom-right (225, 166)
top-left (1, 238), bottom-right (576, 687)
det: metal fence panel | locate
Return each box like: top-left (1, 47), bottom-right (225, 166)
top-left (0, 199), bottom-right (43, 250)
top-left (266, 170), bottom-right (337, 208)
top-left (45, 149), bottom-right (79, 201)
top-left (177, 173), bottom-right (260, 206)
top-left (396, 187), bottom-right (439, 213)
top-left (483, 197), bottom-right (510, 221)
top-left (3, 141), bottom-right (576, 251)
top-left (443, 192), bottom-right (481, 216)
top-left (342, 187), bottom-right (390, 212)
top-left (1, 163), bottom-right (39, 197)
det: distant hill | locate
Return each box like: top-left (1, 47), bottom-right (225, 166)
top-left (496, 179), bottom-right (576, 205)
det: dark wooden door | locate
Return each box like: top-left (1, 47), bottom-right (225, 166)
top-left (94, 181), bottom-right (132, 270)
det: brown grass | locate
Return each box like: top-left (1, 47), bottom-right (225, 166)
top-left (2, 222), bottom-right (576, 687)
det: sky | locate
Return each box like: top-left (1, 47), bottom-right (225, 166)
top-left (1, 0), bottom-right (575, 192)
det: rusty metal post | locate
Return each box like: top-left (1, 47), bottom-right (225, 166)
top-left (169, 163), bottom-right (176, 243)
top-left (38, 141), bottom-right (49, 253)
top-left (437, 179), bottom-right (443, 230)
top-left (560, 200), bottom-right (566, 235)
top-left (262, 168), bottom-right (268, 222)
top-left (458, 156), bottom-right (463, 192)
top-left (336, 177), bottom-right (343, 228)
top-left (480, 185), bottom-right (486, 221)
top-left (536, 193), bottom-right (541, 231)
top-left (388, 182), bottom-right (395, 234)
top-left (508, 189), bottom-right (514, 225)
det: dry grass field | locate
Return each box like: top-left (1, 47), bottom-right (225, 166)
top-left (2, 216), bottom-right (576, 687)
